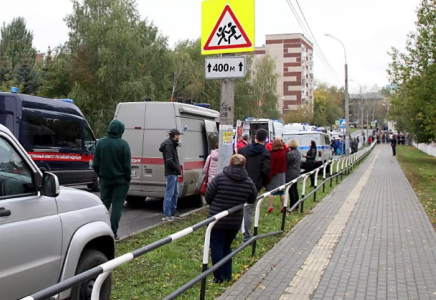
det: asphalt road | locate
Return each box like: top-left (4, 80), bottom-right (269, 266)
top-left (75, 187), bottom-right (203, 239)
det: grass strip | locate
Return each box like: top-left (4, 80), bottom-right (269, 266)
top-left (396, 145), bottom-right (436, 230)
top-left (111, 160), bottom-right (366, 299)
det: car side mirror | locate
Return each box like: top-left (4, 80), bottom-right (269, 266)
top-left (42, 172), bottom-right (60, 197)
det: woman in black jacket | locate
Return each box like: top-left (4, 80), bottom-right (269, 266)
top-left (303, 140), bottom-right (317, 187)
top-left (205, 154), bottom-right (257, 283)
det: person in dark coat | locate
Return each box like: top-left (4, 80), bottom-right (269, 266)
top-left (205, 154), bottom-right (257, 283)
top-left (93, 120), bottom-right (131, 240)
top-left (286, 139), bottom-right (301, 210)
top-left (303, 140), bottom-right (317, 187)
top-left (239, 128), bottom-right (271, 242)
top-left (391, 134), bottom-right (397, 156)
top-left (159, 129), bottom-right (182, 221)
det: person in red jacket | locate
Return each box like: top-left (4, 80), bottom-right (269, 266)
top-left (236, 134), bottom-right (250, 152)
top-left (266, 135), bottom-right (290, 153)
top-left (266, 139), bottom-right (287, 213)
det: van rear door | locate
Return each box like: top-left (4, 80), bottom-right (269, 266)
top-left (114, 103), bottom-right (147, 195)
top-left (204, 120), bottom-right (218, 158)
top-left (0, 94), bottom-right (18, 136)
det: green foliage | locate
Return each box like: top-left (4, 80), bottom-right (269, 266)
top-left (64, 0), bottom-right (172, 136)
top-left (284, 82), bottom-right (343, 126)
top-left (388, 0), bottom-right (436, 142)
top-left (251, 54), bottom-right (279, 119)
top-left (0, 17), bottom-right (39, 94)
top-left (0, 17), bottom-right (36, 69)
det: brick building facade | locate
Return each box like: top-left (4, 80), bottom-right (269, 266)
top-left (254, 33), bottom-right (314, 117)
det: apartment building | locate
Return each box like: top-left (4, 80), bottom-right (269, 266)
top-left (254, 33), bottom-right (314, 116)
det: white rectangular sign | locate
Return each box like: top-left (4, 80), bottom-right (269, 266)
top-left (205, 56), bottom-right (246, 79)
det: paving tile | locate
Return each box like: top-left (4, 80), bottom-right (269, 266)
top-left (217, 145), bottom-right (436, 300)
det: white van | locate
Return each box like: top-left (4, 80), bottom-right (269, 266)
top-left (114, 102), bottom-right (219, 203)
top-left (282, 131), bottom-right (333, 168)
top-left (237, 118), bottom-right (284, 146)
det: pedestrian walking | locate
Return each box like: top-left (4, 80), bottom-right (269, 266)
top-left (205, 154), bottom-right (257, 283)
top-left (93, 120), bottom-right (131, 240)
top-left (303, 140), bottom-right (317, 187)
top-left (239, 128), bottom-right (271, 242)
top-left (286, 139), bottom-right (301, 211)
top-left (159, 129), bottom-right (182, 221)
top-left (266, 139), bottom-right (287, 213)
top-left (203, 143), bottom-right (219, 183)
top-left (391, 134), bottom-right (397, 156)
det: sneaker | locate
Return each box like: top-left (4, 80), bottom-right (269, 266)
top-left (171, 211), bottom-right (182, 219)
top-left (267, 207), bottom-right (274, 213)
top-left (114, 234), bottom-right (120, 241)
top-left (162, 216), bottom-right (175, 222)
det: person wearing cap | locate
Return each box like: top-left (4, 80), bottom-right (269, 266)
top-left (159, 129), bottom-right (182, 221)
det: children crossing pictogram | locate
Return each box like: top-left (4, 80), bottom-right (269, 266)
top-left (203, 5), bottom-right (252, 51)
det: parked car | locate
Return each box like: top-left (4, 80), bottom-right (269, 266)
top-left (0, 90), bottom-right (99, 191)
top-left (0, 124), bottom-right (114, 300)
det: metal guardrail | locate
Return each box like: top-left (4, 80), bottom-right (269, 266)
top-left (21, 142), bottom-right (376, 300)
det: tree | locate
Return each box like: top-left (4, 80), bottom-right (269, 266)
top-left (0, 17), bottom-right (36, 69)
top-left (388, 0), bottom-right (436, 142)
top-left (284, 104), bottom-right (314, 124)
top-left (251, 54), bottom-right (279, 119)
top-left (64, 0), bottom-right (172, 136)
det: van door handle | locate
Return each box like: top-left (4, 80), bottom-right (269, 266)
top-left (199, 155), bottom-right (205, 158)
top-left (0, 207), bottom-right (11, 217)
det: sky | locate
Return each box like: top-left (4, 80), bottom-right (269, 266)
top-left (0, 0), bottom-right (421, 93)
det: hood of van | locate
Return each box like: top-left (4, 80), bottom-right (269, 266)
top-left (106, 119), bottom-right (125, 138)
top-left (55, 187), bottom-right (109, 215)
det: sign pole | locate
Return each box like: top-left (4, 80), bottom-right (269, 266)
top-left (217, 76), bottom-right (235, 173)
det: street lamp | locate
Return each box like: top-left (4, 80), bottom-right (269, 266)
top-left (325, 33), bottom-right (350, 154)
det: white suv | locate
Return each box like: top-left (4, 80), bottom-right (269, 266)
top-left (0, 124), bottom-right (114, 300)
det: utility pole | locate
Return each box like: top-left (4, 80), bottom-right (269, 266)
top-left (217, 77), bottom-right (235, 173)
top-left (345, 64), bottom-right (350, 154)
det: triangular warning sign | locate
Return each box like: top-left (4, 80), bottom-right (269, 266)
top-left (204, 5), bottom-right (252, 51)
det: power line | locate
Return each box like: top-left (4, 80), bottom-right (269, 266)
top-left (295, 0), bottom-right (340, 78)
top-left (284, 0), bottom-right (341, 81)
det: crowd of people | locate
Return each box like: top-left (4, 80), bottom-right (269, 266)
top-left (202, 129), bottom-right (321, 283)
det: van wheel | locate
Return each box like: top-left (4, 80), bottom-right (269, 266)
top-left (126, 196), bottom-right (145, 206)
top-left (70, 249), bottom-right (111, 300)
top-left (88, 176), bottom-right (100, 192)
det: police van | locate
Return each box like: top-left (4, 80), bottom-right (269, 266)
top-left (0, 90), bottom-right (99, 190)
top-left (235, 118), bottom-right (284, 147)
top-left (114, 101), bottom-right (219, 204)
top-left (282, 130), bottom-right (333, 168)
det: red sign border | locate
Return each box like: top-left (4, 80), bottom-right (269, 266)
top-left (203, 5), bottom-right (252, 51)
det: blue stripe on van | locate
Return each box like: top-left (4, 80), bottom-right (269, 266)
top-left (298, 146), bottom-right (331, 150)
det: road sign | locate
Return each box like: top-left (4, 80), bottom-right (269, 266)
top-left (201, 0), bottom-right (255, 55)
top-left (339, 119), bottom-right (346, 129)
top-left (335, 120), bottom-right (340, 126)
top-left (205, 56), bottom-right (246, 79)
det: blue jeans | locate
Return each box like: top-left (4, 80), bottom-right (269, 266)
top-left (163, 175), bottom-right (179, 216)
top-left (210, 228), bottom-right (238, 282)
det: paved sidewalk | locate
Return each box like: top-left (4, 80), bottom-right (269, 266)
top-left (218, 144), bottom-right (436, 300)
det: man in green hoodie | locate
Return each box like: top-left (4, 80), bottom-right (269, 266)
top-left (93, 119), bottom-right (131, 240)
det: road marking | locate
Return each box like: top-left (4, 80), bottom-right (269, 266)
top-left (280, 147), bottom-right (380, 299)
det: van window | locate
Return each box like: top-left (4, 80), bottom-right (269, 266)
top-left (0, 137), bottom-right (34, 197)
top-left (83, 127), bottom-right (96, 154)
top-left (25, 116), bottom-right (81, 149)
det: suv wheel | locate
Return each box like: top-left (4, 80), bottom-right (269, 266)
top-left (70, 249), bottom-right (111, 300)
